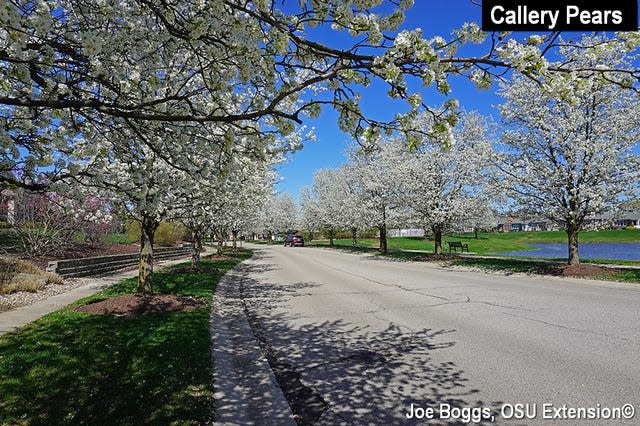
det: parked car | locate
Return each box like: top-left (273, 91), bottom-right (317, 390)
top-left (284, 234), bottom-right (304, 247)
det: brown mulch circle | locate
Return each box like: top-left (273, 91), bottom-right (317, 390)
top-left (541, 263), bottom-right (616, 278)
top-left (76, 294), bottom-right (206, 317)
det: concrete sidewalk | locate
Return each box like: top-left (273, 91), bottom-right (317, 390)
top-left (210, 259), bottom-right (295, 425)
top-left (0, 255), bottom-right (199, 336)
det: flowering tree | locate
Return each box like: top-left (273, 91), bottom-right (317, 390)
top-left (8, 187), bottom-right (117, 256)
top-left (496, 37), bottom-right (640, 264)
top-left (300, 165), bottom-right (367, 246)
top-left (299, 169), bottom-right (343, 246)
top-left (298, 187), bottom-right (322, 241)
top-left (188, 155), bottom-right (275, 257)
top-left (345, 143), bottom-right (409, 253)
top-left (337, 165), bottom-right (371, 247)
top-left (458, 197), bottom-right (498, 239)
top-left (2, 1), bottom-right (639, 189)
top-left (260, 193), bottom-right (299, 241)
top-left (76, 128), bottom-right (202, 293)
top-left (400, 112), bottom-right (494, 253)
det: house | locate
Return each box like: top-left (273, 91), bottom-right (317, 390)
top-left (614, 211), bottom-right (640, 228)
top-left (588, 210), bottom-right (640, 229)
top-left (495, 217), bottom-right (554, 232)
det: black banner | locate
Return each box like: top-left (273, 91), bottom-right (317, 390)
top-left (482, 0), bottom-right (638, 31)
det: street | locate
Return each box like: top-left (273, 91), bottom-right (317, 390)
top-left (223, 244), bottom-right (640, 424)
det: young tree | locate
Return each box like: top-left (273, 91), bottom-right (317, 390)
top-left (496, 38), bottom-right (640, 264)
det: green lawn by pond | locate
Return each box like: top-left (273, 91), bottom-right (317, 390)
top-left (309, 229), bottom-right (640, 257)
top-left (0, 249), bottom-right (252, 425)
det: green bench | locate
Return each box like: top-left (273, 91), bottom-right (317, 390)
top-left (447, 241), bottom-right (469, 253)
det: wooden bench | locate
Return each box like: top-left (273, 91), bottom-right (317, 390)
top-left (447, 241), bottom-right (469, 253)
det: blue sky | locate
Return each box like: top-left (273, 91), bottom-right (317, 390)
top-left (276, 0), bottom-right (503, 199)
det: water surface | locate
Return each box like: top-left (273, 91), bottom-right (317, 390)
top-left (498, 243), bottom-right (640, 261)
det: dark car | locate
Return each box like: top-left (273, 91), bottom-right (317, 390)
top-left (284, 234), bottom-right (304, 247)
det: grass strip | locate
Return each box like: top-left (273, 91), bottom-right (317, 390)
top-left (0, 249), bottom-right (252, 425)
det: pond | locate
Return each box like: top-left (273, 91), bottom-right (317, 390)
top-left (498, 243), bottom-right (640, 261)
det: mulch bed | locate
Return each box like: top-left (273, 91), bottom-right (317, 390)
top-left (76, 294), bottom-right (206, 317)
top-left (414, 253), bottom-right (619, 278)
top-left (539, 263), bottom-right (616, 278)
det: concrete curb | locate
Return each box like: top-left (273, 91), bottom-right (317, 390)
top-left (0, 253), bottom-right (201, 336)
top-left (211, 263), bottom-right (294, 425)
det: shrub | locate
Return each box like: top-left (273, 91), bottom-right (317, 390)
top-left (125, 221), bottom-right (187, 246)
top-left (125, 221), bottom-right (141, 243)
top-left (0, 257), bottom-right (63, 294)
top-left (155, 222), bottom-right (187, 246)
top-left (0, 257), bottom-right (43, 278)
top-left (2, 275), bottom-right (48, 293)
top-left (45, 272), bottom-right (64, 285)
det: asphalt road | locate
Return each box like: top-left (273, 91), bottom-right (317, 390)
top-left (235, 244), bottom-right (640, 425)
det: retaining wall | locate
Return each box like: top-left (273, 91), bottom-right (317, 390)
top-left (46, 246), bottom-right (193, 278)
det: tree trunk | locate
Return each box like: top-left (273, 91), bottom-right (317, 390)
top-left (567, 226), bottom-right (580, 265)
top-left (138, 215), bottom-right (159, 294)
top-left (351, 227), bottom-right (357, 247)
top-left (232, 230), bottom-right (239, 250)
top-left (474, 226), bottom-right (479, 240)
top-left (328, 228), bottom-right (334, 247)
top-left (378, 225), bottom-right (388, 253)
top-left (217, 235), bottom-right (224, 255)
top-left (432, 225), bottom-right (443, 255)
top-left (191, 229), bottom-right (203, 268)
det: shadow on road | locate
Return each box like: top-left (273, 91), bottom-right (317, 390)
top-left (227, 257), bottom-right (503, 425)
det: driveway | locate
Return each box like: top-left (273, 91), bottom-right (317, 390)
top-left (216, 244), bottom-right (640, 424)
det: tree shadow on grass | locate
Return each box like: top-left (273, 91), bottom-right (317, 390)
top-left (0, 309), bottom-right (214, 424)
top-left (0, 250), bottom-right (253, 425)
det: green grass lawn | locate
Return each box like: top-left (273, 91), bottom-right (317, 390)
top-left (105, 232), bottom-right (129, 244)
top-left (310, 229), bottom-right (640, 257)
top-left (0, 249), bottom-right (252, 425)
